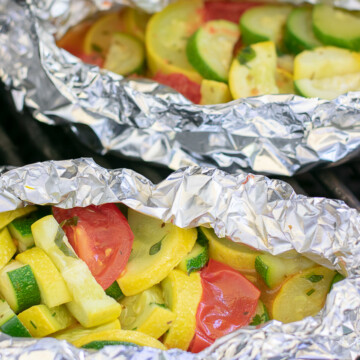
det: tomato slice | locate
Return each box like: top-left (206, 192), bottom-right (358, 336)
top-left (204, 2), bottom-right (263, 23)
top-left (152, 72), bottom-right (202, 104)
top-left (189, 259), bottom-right (260, 353)
top-left (53, 204), bottom-right (134, 290)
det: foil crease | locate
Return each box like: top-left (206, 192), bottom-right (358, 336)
top-left (1, 2), bottom-right (360, 177)
top-left (0, 157), bottom-right (359, 359)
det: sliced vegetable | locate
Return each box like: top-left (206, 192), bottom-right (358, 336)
top-left (8, 208), bottom-right (50, 252)
top-left (50, 305), bottom-right (77, 330)
top-left (32, 215), bottom-right (122, 328)
top-left (177, 242), bottom-right (208, 274)
top-left (0, 261), bottom-right (41, 313)
top-left (201, 227), bottom-right (260, 271)
top-left (54, 319), bottom-right (121, 342)
top-left (103, 33), bottom-right (145, 76)
top-left (313, 5), bottom-right (360, 51)
top-left (117, 209), bottom-right (197, 296)
top-left (18, 304), bottom-right (70, 337)
top-left (294, 72), bottom-right (360, 99)
top-left (83, 11), bottom-right (126, 56)
top-left (255, 252), bottom-right (315, 288)
top-left (293, 46), bottom-right (360, 80)
top-left (52, 203), bottom-right (134, 290)
top-left (16, 247), bottom-right (72, 308)
top-left (284, 7), bottom-right (322, 54)
top-left (271, 266), bottom-right (335, 323)
top-left (193, 259), bottom-right (260, 352)
top-left (0, 227), bottom-right (16, 271)
top-left (229, 41), bottom-right (278, 99)
top-left (105, 281), bottom-right (124, 301)
top-left (0, 206), bottom-right (37, 230)
top-left (122, 7), bottom-right (150, 42)
top-left (0, 299), bottom-right (31, 337)
top-left (240, 5), bottom-right (292, 47)
top-left (152, 72), bottom-right (202, 103)
top-left (249, 300), bottom-right (269, 325)
top-left (186, 20), bottom-right (240, 83)
top-left (120, 285), bottom-right (175, 339)
top-left (200, 79), bottom-right (232, 105)
top-left (73, 329), bottom-right (166, 350)
top-left (277, 54), bottom-right (294, 73)
top-left (330, 272), bottom-right (345, 290)
top-left (146, 0), bottom-right (204, 83)
top-left (162, 269), bottom-right (202, 350)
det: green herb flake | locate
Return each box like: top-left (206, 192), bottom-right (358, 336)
top-left (149, 236), bottom-right (165, 256)
top-left (307, 274), bottom-right (324, 283)
top-left (132, 327), bottom-right (137, 331)
top-left (306, 289), bottom-right (315, 296)
top-left (91, 43), bottom-right (103, 54)
top-left (52, 312), bottom-right (56, 317)
top-left (30, 320), bottom-right (37, 329)
top-left (60, 216), bottom-right (78, 228)
top-left (237, 46), bottom-right (256, 67)
top-left (151, 303), bottom-right (167, 309)
top-left (250, 314), bottom-right (262, 326)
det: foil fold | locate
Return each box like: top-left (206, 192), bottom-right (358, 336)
top-left (1, 0), bottom-right (360, 175)
top-left (0, 157), bottom-right (359, 359)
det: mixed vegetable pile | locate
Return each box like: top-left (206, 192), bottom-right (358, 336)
top-left (58, 0), bottom-right (360, 104)
top-left (0, 203), bottom-right (344, 352)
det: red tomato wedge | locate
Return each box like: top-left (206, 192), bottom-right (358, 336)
top-left (152, 72), bottom-right (202, 104)
top-left (53, 204), bottom-right (134, 290)
top-left (189, 259), bottom-right (260, 353)
top-left (204, 2), bottom-right (263, 23)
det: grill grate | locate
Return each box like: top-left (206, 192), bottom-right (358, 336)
top-left (1, 85), bottom-right (360, 211)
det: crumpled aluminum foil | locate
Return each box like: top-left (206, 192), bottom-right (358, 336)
top-left (0, 157), bottom-right (359, 359)
top-left (1, 2), bottom-right (360, 177)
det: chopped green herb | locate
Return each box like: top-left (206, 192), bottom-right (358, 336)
top-left (30, 320), bottom-right (37, 329)
top-left (307, 274), bottom-right (324, 283)
top-left (91, 43), bottom-right (103, 54)
top-left (237, 46), bottom-right (256, 68)
top-left (52, 312), bottom-right (56, 317)
top-left (250, 314), bottom-right (262, 326)
top-left (131, 327), bottom-right (137, 331)
top-left (60, 216), bottom-right (78, 228)
top-left (149, 236), bottom-right (165, 255)
top-left (151, 303), bottom-right (167, 309)
top-left (306, 289), bottom-right (315, 296)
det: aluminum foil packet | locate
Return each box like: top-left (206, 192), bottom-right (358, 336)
top-left (0, 157), bottom-right (359, 359)
top-left (1, 0), bottom-right (360, 176)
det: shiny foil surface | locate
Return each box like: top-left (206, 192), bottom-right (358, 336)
top-left (1, 0), bottom-right (360, 175)
top-left (0, 158), bottom-right (359, 359)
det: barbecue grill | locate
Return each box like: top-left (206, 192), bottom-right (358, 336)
top-left (2, 84), bottom-right (360, 211)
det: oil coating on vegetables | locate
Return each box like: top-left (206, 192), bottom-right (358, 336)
top-left (0, 203), bottom-right (343, 353)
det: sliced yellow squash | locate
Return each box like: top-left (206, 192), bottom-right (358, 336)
top-left (73, 329), bottom-right (166, 350)
top-left (0, 227), bottom-right (16, 271)
top-left (117, 209), bottom-right (197, 296)
top-left (229, 41), bottom-right (278, 99)
top-left (120, 285), bottom-right (175, 339)
top-left (146, 0), bottom-right (204, 83)
top-left (200, 79), bottom-right (232, 105)
top-left (272, 266), bottom-right (336, 323)
top-left (162, 269), bottom-right (202, 350)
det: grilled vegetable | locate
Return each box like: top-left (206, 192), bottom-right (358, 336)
top-left (0, 227), bottom-right (17, 271)
top-left (0, 206), bottom-right (37, 230)
top-left (200, 79), bottom-right (232, 105)
top-left (177, 241), bottom-right (208, 274)
top-left (0, 299), bottom-right (31, 337)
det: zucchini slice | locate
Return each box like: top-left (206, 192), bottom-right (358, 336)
top-left (240, 5), bottom-right (292, 47)
top-left (293, 46), bottom-right (360, 81)
top-left (229, 41), bottom-right (278, 99)
top-left (72, 329), bottom-right (166, 350)
top-left (271, 266), bottom-right (335, 323)
top-left (313, 5), bottom-right (360, 51)
top-left (0, 261), bottom-right (41, 313)
top-left (201, 226), bottom-right (260, 271)
top-left (120, 285), bottom-right (175, 339)
top-left (0, 227), bottom-right (17, 272)
top-left (255, 252), bottom-right (314, 289)
top-left (294, 73), bottom-right (360, 99)
top-left (187, 20), bottom-right (240, 82)
top-left (117, 209), bottom-right (197, 296)
top-left (105, 281), bottom-right (124, 301)
top-left (0, 299), bottom-right (31, 337)
top-left (0, 206), bottom-right (37, 230)
top-left (104, 33), bottom-right (145, 76)
top-left (200, 79), bottom-right (232, 105)
top-left (284, 7), bottom-right (322, 54)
